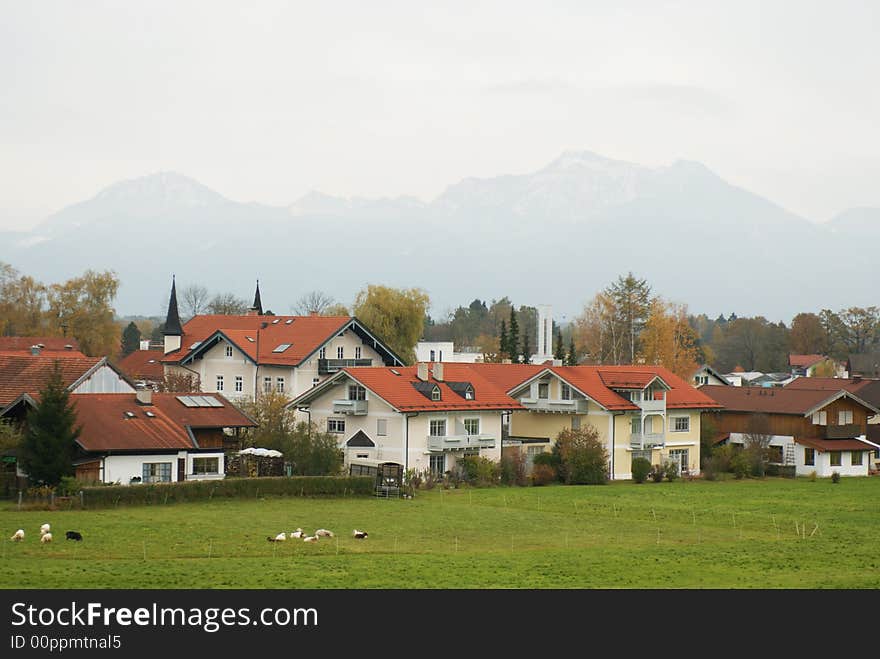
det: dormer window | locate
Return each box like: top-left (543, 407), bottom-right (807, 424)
top-left (431, 386), bottom-right (441, 401)
top-left (464, 386), bottom-right (474, 400)
top-left (538, 383), bottom-right (549, 400)
top-left (560, 383), bottom-right (571, 400)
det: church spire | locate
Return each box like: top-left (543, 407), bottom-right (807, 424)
top-left (163, 275), bottom-right (183, 336)
top-left (251, 280), bottom-right (263, 315)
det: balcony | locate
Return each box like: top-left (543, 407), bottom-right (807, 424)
top-left (520, 397), bottom-right (589, 413)
top-left (332, 399), bottom-right (368, 415)
top-left (825, 424), bottom-right (862, 439)
top-left (637, 398), bottom-right (666, 413)
top-left (318, 358), bottom-right (373, 374)
top-left (427, 434), bottom-right (497, 452)
top-left (630, 432), bottom-right (665, 449)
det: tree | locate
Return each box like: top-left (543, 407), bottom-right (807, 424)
top-left (573, 291), bottom-right (623, 364)
top-left (0, 262), bottom-right (50, 336)
top-left (180, 284), bottom-right (210, 319)
top-left (323, 303), bottom-right (351, 316)
top-left (207, 292), bottom-right (249, 315)
top-left (567, 337), bottom-right (577, 366)
top-left (551, 425), bottom-right (609, 485)
top-left (508, 307), bottom-right (520, 363)
top-left (352, 285), bottom-right (430, 364)
top-left (292, 291), bottom-right (336, 316)
top-left (520, 331), bottom-right (531, 364)
top-left (838, 307), bottom-right (880, 354)
top-left (474, 332), bottom-right (502, 363)
top-left (609, 272), bottom-right (653, 363)
top-left (789, 312), bottom-right (827, 355)
top-left (554, 329), bottom-right (565, 361)
top-left (0, 420), bottom-right (22, 453)
top-left (498, 320), bottom-right (509, 360)
top-left (743, 413), bottom-right (773, 477)
top-left (19, 363), bottom-right (81, 486)
top-left (639, 299), bottom-right (701, 379)
top-left (47, 270), bottom-right (120, 357)
top-left (121, 321), bottom-right (141, 356)
top-left (158, 371), bottom-right (201, 393)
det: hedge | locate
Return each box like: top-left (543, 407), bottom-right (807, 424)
top-left (75, 476), bottom-right (375, 509)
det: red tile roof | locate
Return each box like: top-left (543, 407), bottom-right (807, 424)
top-left (789, 354), bottom-right (827, 369)
top-left (0, 337), bottom-right (81, 353)
top-left (794, 437), bottom-right (875, 453)
top-left (784, 377), bottom-right (873, 393)
top-left (72, 392), bottom-right (256, 452)
top-left (462, 363), bottom-right (544, 392)
top-left (0, 353), bottom-right (103, 406)
top-left (116, 349), bottom-right (164, 382)
top-left (334, 364), bottom-right (524, 412)
top-left (699, 384), bottom-right (878, 415)
top-left (163, 315), bottom-right (359, 366)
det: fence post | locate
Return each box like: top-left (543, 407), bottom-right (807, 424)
top-left (18, 489), bottom-right (22, 510)
top-left (79, 490), bottom-right (84, 509)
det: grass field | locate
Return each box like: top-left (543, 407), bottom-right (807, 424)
top-left (2, 477), bottom-right (879, 589)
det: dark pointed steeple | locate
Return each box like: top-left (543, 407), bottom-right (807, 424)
top-left (251, 280), bottom-right (263, 315)
top-left (163, 275), bottom-right (183, 335)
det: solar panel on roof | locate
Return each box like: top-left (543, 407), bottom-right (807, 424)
top-left (272, 343), bottom-right (291, 353)
top-left (206, 397), bottom-right (223, 407)
top-left (176, 395), bottom-right (197, 407)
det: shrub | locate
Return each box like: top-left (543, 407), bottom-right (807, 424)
top-left (631, 457), bottom-right (652, 484)
top-left (731, 452), bottom-right (750, 479)
top-left (56, 476), bottom-right (81, 496)
top-left (532, 451), bottom-right (561, 470)
top-left (831, 471), bottom-right (841, 484)
top-left (456, 455), bottom-right (500, 487)
top-left (552, 425), bottom-right (609, 485)
top-left (500, 451), bottom-right (528, 487)
top-left (649, 464), bottom-right (665, 483)
top-left (530, 464), bottom-right (556, 486)
top-left (808, 470), bottom-right (817, 482)
top-left (664, 461), bottom-right (679, 482)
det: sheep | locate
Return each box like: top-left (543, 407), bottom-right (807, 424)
top-left (40, 523), bottom-right (50, 535)
top-left (10, 529), bottom-right (24, 542)
top-left (303, 535), bottom-right (318, 543)
top-left (352, 529), bottom-right (368, 540)
top-left (65, 531), bottom-right (83, 542)
top-left (315, 528), bottom-right (334, 538)
top-left (40, 532), bottom-right (52, 543)
top-left (289, 528), bottom-right (304, 539)
top-left (274, 532), bottom-right (287, 541)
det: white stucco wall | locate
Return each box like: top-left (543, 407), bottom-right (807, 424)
top-left (100, 451), bottom-right (225, 484)
top-left (72, 365), bottom-right (136, 394)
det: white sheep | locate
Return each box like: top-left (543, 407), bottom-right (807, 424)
top-left (353, 529), bottom-right (368, 539)
top-left (10, 529), bottom-right (24, 542)
top-left (40, 532), bottom-right (52, 543)
top-left (303, 535), bottom-right (318, 543)
top-left (274, 532), bottom-right (287, 541)
top-left (315, 528), bottom-right (334, 538)
top-left (40, 523), bottom-right (50, 535)
top-left (289, 528), bottom-right (304, 539)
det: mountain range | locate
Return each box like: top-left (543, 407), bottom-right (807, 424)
top-left (0, 151), bottom-right (877, 322)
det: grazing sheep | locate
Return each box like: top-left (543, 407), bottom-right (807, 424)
top-left (274, 532), bottom-right (287, 541)
top-left (65, 531), bottom-right (83, 541)
top-left (303, 535), bottom-right (318, 543)
top-left (40, 523), bottom-right (50, 535)
top-left (10, 529), bottom-right (24, 542)
top-left (353, 529), bottom-right (368, 539)
top-left (315, 528), bottom-right (334, 538)
top-left (289, 528), bottom-right (304, 539)
top-left (40, 532), bottom-right (52, 543)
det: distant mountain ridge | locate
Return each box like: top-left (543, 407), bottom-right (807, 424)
top-left (0, 152), bottom-right (876, 321)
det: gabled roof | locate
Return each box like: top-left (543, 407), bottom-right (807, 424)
top-left (0, 337), bottom-right (82, 353)
top-left (693, 364), bottom-right (731, 385)
top-left (0, 353), bottom-right (106, 406)
top-left (784, 376), bottom-right (880, 412)
top-left (72, 392), bottom-right (255, 452)
top-left (700, 384), bottom-right (880, 417)
top-left (290, 364), bottom-right (523, 412)
top-left (454, 363), bottom-right (544, 392)
top-left (847, 353), bottom-right (880, 378)
top-left (794, 437), bottom-right (875, 453)
top-left (162, 315), bottom-right (403, 368)
top-left (789, 354), bottom-right (827, 369)
top-left (116, 349), bottom-right (165, 382)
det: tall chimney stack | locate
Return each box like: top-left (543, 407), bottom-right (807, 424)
top-left (417, 363), bottom-right (429, 381)
top-left (432, 362), bottom-right (444, 381)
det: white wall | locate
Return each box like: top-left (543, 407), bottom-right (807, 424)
top-left (794, 444), bottom-right (870, 477)
top-left (73, 365), bottom-right (136, 394)
top-left (101, 451), bottom-right (225, 484)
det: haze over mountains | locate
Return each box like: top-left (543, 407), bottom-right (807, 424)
top-left (1, 151), bottom-right (876, 322)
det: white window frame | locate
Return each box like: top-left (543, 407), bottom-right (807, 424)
top-left (429, 419), bottom-right (446, 437)
top-left (327, 418), bottom-right (345, 434)
top-left (192, 457), bottom-right (219, 475)
top-left (671, 416), bottom-right (690, 433)
top-left (225, 345), bottom-right (234, 358)
top-left (355, 346), bottom-right (362, 359)
top-left (377, 418), bottom-right (387, 436)
top-left (234, 376), bottom-right (243, 393)
top-left (560, 383), bottom-right (571, 400)
top-left (276, 377), bottom-right (285, 394)
top-left (464, 418), bottom-right (480, 435)
top-left (263, 376), bottom-right (272, 394)
top-left (337, 346), bottom-right (344, 359)
top-left (312, 378), bottom-right (320, 388)
top-left (429, 454), bottom-right (445, 476)
top-left (812, 411), bottom-right (827, 425)
top-left (318, 347), bottom-right (326, 359)
top-left (216, 374), bottom-right (224, 391)
top-left (431, 386), bottom-right (441, 401)
top-left (838, 410), bottom-right (853, 425)
top-left (538, 382), bottom-right (549, 399)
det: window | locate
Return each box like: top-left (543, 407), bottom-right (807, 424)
top-left (263, 377), bottom-right (272, 393)
top-left (838, 410), bottom-right (853, 425)
top-left (430, 350), bottom-right (436, 361)
top-left (668, 448), bottom-right (689, 473)
top-left (312, 378), bottom-right (320, 388)
top-left (829, 451), bottom-right (842, 467)
top-left (377, 418), bottom-right (387, 436)
top-left (355, 346), bottom-right (362, 359)
top-left (225, 345), bottom-right (233, 358)
top-left (429, 454), bottom-right (445, 476)
top-left (318, 347), bottom-right (326, 359)
top-left (631, 417), bottom-right (641, 435)
top-left (464, 386), bottom-right (474, 400)
top-left (429, 420), bottom-right (446, 436)
top-left (142, 462), bottom-right (171, 483)
top-left (804, 448), bottom-right (815, 466)
top-left (216, 375), bottom-right (224, 391)
top-left (431, 386), bottom-right (441, 401)
top-left (272, 344), bottom-right (291, 353)
top-left (327, 418), bottom-right (345, 433)
top-left (337, 346), bottom-right (344, 359)
top-left (767, 445), bottom-right (783, 463)
top-left (538, 383), bottom-right (549, 399)
top-left (348, 384), bottom-right (366, 400)
top-left (235, 376), bottom-right (243, 393)
top-left (851, 451), bottom-right (863, 466)
top-left (629, 390), bottom-right (643, 402)
top-left (672, 417), bottom-right (690, 432)
top-left (192, 457), bottom-right (219, 475)
top-left (464, 418), bottom-right (480, 435)
top-left (560, 383), bottom-right (571, 400)
top-left (696, 375), bottom-right (708, 386)
top-left (276, 377), bottom-right (285, 394)
top-left (812, 411), bottom-right (827, 425)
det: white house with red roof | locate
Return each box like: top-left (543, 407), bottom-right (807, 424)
top-left (287, 362), bottom-right (523, 476)
top-left (160, 279), bottom-right (404, 401)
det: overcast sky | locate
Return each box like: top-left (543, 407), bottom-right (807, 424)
top-left (1, 0), bottom-right (878, 230)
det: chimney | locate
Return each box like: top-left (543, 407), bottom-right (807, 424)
top-left (30, 345), bottom-right (40, 356)
top-left (309, 310), bottom-right (319, 317)
top-left (136, 389), bottom-right (152, 405)
top-left (432, 362), bottom-right (444, 381)
top-left (417, 363), bottom-right (429, 381)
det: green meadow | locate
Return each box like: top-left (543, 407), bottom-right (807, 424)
top-left (2, 477), bottom-right (879, 588)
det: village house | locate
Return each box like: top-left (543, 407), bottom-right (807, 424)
top-left (701, 384), bottom-right (880, 477)
top-left (116, 347), bottom-right (165, 390)
top-left (287, 362), bottom-right (521, 477)
top-left (788, 354), bottom-right (838, 378)
top-left (160, 278), bottom-right (404, 401)
top-left (692, 364), bottom-right (731, 387)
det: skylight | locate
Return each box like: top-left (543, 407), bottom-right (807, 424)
top-left (390, 369), bottom-right (401, 376)
top-left (145, 411), bottom-right (156, 418)
top-left (246, 336), bottom-right (255, 343)
top-left (285, 319), bottom-right (293, 325)
top-left (272, 319), bottom-right (280, 324)
top-left (189, 341), bottom-right (202, 350)
top-left (124, 411), bottom-right (135, 418)
top-left (272, 343), bottom-right (292, 353)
